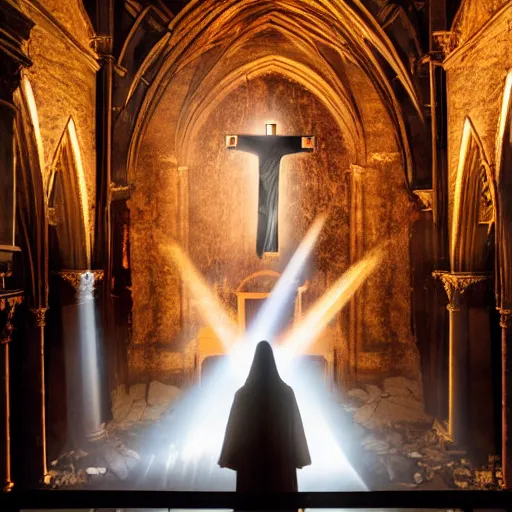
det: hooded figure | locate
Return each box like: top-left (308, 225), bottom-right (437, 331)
top-left (218, 341), bottom-right (311, 492)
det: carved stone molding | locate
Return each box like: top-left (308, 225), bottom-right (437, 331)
top-left (57, 270), bottom-right (104, 303)
top-left (433, 30), bottom-right (460, 58)
top-left (0, 295), bottom-right (23, 344)
top-left (499, 309), bottom-right (512, 329)
top-left (413, 189), bottom-right (433, 211)
top-left (432, 271), bottom-right (490, 309)
top-left (30, 307), bottom-right (48, 328)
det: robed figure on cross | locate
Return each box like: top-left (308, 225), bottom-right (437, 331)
top-left (226, 123), bottom-right (315, 258)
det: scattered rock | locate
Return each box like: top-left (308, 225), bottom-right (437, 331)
top-left (386, 431), bottom-right (404, 447)
top-left (102, 444), bottom-right (129, 480)
top-left (383, 377), bottom-right (421, 399)
top-left (129, 383), bottom-right (147, 402)
top-left (408, 451), bottom-right (423, 459)
top-left (347, 388), bottom-right (369, 407)
top-left (147, 381), bottom-right (181, 406)
top-left (142, 404), bottom-right (167, 422)
top-left (85, 467), bottom-right (107, 476)
top-left (123, 399), bottom-right (146, 424)
top-left (474, 470), bottom-right (493, 487)
top-left (354, 402), bottom-right (378, 425)
top-left (111, 385), bottom-right (133, 422)
top-left (413, 472), bottom-right (423, 484)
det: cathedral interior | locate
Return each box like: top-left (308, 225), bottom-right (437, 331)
top-left (1, 0), bottom-right (512, 499)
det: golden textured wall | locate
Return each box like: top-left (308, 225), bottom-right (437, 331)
top-left (446, 3), bottom-right (512, 226)
top-left (130, 65), bottom-right (419, 384)
top-left (19, 0), bottom-right (97, 240)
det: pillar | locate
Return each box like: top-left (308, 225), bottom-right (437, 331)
top-left (433, 271), bottom-right (489, 447)
top-left (499, 308), bottom-right (512, 487)
top-left (346, 164), bottom-right (367, 385)
top-left (28, 307), bottom-right (50, 484)
top-left (0, 293), bottom-right (23, 491)
top-left (56, 270), bottom-right (105, 445)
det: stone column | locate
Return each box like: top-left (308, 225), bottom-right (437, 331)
top-left (346, 165), bottom-right (366, 383)
top-left (57, 270), bottom-right (105, 445)
top-left (499, 308), bottom-right (512, 487)
top-left (433, 271), bottom-right (489, 447)
top-left (28, 307), bottom-right (50, 484)
top-left (0, 293), bottom-right (23, 491)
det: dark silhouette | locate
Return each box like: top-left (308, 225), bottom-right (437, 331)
top-left (218, 341), bottom-right (311, 492)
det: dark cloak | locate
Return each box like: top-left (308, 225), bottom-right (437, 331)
top-left (218, 341), bottom-right (311, 492)
top-left (228, 135), bottom-right (313, 257)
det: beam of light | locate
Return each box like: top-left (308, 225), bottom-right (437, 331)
top-left (78, 272), bottom-right (104, 441)
top-left (160, 242), bottom-right (241, 350)
top-left (280, 245), bottom-right (385, 362)
top-left (247, 213), bottom-right (327, 344)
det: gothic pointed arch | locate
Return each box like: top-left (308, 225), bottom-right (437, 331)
top-left (47, 117), bottom-right (91, 270)
top-left (451, 118), bottom-right (495, 272)
top-left (495, 71), bottom-right (512, 309)
top-left (13, 76), bottom-right (48, 308)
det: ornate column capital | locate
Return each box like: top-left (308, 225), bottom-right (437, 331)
top-left (433, 271), bottom-right (490, 311)
top-left (30, 307), bottom-right (48, 328)
top-left (56, 270), bottom-right (104, 303)
top-left (499, 309), bottom-right (512, 330)
top-left (432, 30), bottom-right (460, 60)
top-left (0, 293), bottom-right (23, 344)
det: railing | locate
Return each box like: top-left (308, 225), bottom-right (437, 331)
top-left (1, 490), bottom-right (512, 511)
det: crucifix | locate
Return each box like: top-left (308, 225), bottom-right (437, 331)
top-left (226, 123), bottom-right (315, 258)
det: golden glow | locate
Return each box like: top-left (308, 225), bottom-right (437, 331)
top-left (21, 76), bottom-right (46, 190)
top-left (161, 242), bottom-right (241, 349)
top-left (266, 123), bottom-right (277, 135)
top-left (496, 71), bottom-right (512, 182)
top-left (67, 119), bottom-right (91, 267)
top-left (451, 118), bottom-right (490, 270)
top-left (280, 245), bottom-right (384, 359)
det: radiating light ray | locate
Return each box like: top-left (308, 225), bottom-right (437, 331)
top-left (280, 245), bottom-right (385, 362)
top-left (248, 213), bottom-right (327, 343)
top-left (160, 242), bottom-right (241, 350)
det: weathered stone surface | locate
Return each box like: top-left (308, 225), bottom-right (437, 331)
top-left (129, 383), bottom-right (147, 402)
top-left (123, 399), bottom-right (146, 424)
top-left (354, 402), bottom-right (378, 425)
top-left (365, 384), bottom-right (382, 397)
top-left (111, 385), bottom-right (133, 422)
top-left (102, 445), bottom-right (129, 480)
top-left (141, 404), bottom-right (167, 422)
top-left (347, 388), bottom-right (369, 406)
top-left (383, 377), bottom-right (421, 399)
top-left (147, 381), bottom-right (182, 406)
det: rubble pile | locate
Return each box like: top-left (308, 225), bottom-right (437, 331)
top-left (49, 381), bottom-right (181, 488)
top-left (343, 377), bottom-right (503, 489)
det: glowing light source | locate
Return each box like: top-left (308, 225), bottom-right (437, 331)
top-left (266, 122), bottom-right (277, 135)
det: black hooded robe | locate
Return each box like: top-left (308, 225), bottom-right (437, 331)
top-left (218, 341), bottom-right (311, 492)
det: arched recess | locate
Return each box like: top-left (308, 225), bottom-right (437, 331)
top-left (47, 117), bottom-right (91, 270)
top-left (451, 118), bottom-right (495, 272)
top-left (177, 56), bottom-right (364, 165)
top-left (495, 71), bottom-right (512, 309)
top-left (13, 76), bottom-right (48, 307)
top-left (125, 0), bottom-right (425, 191)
